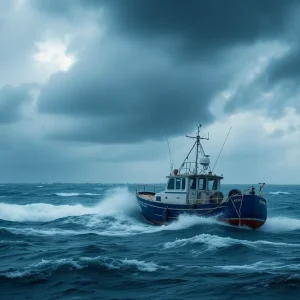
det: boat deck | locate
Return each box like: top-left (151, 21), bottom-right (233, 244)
top-left (137, 192), bottom-right (155, 201)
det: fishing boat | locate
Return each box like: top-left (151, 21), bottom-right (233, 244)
top-left (136, 125), bottom-right (267, 229)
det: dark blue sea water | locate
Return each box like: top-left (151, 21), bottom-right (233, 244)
top-left (0, 183), bottom-right (299, 300)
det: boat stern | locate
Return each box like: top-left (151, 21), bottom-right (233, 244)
top-left (222, 194), bottom-right (267, 229)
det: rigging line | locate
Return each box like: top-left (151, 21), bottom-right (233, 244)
top-left (165, 128), bottom-right (174, 171)
top-left (212, 126), bottom-right (232, 172)
top-left (179, 140), bottom-right (197, 171)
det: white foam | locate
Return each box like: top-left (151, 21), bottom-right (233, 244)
top-left (0, 187), bottom-right (137, 222)
top-left (0, 226), bottom-right (82, 236)
top-left (162, 233), bottom-right (300, 252)
top-left (259, 217), bottom-right (300, 233)
top-left (0, 202), bottom-right (94, 222)
top-left (5, 258), bottom-right (83, 278)
top-left (81, 256), bottom-right (163, 272)
top-left (55, 192), bottom-right (102, 197)
top-left (268, 191), bottom-right (291, 195)
top-left (80, 214), bottom-right (223, 237)
top-left (0, 214), bottom-right (222, 238)
top-left (160, 214), bottom-right (220, 231)
top-left (95, 187), bottom-right (139, 215)
top-left (83, 193), bottom-right (102, 196)
top-left (163, 234), bottom-right (235, 251)
top-left (216, 261), bottom-right (300, 272)
top-left (55, 193), bottom-right (80, 197)
top-left (3, 256), bottom-right (163, 278)
top-left (118, 259), bottom-right (160, 272)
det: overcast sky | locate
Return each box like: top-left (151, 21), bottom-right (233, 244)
top-left (0, 0), bottom-right (300, 184)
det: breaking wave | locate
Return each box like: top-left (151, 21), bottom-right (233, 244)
top-left (163, 233), bottom-right (300, 252)
top-left (215, 261), bottom-right (300, 272)
top-left (2, 256), bottom-right (166, 279)
top-left (0, 187), bottom-right (137, 222)
top-left (0, 202), bottom-right (94, 222)
top-left (55, 192), bottom-right (102, 197)
top-left (259, 217), bottom-right (300, 233)
top-left (0, 215), bottom-right (219, 237)
top-left (268, 191), bottom-right (291, 195)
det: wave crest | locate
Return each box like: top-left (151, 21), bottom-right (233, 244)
top-left (162, 233), bottom-right (300, 252)
top-left (0, 187), bottom-right (137, 222)
top-left (3, 256), bottom-right (165, 279)
top-left (268, 191), bottom-right (291, 195)
top-left (259, 217), bottom-right (300, 233)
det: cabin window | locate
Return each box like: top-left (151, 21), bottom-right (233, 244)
top-left (208, 179), bottom-right (218, 191)
top-left (190, 178), bottom-right (196, 190)
top-left (198, 178), bottom-right (206, 190)
top-left (181, 178), bottom-right (186, 190)
top-left (167, 178), bottom-right (175, 190)
top-left (175, 178), bottom-right (181, 189)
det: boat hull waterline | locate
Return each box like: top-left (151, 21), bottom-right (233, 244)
top-left (136, 193), bottom-right (267, 229)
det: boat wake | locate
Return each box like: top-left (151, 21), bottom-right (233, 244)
top-left (1, 185), bottom-right (299, 239)
top-left (162, 233), bottom-right (300, 253)
top-left (259, 217), bottom-right (300, 233)
top-left (0, 214), bottom-right (223, 238)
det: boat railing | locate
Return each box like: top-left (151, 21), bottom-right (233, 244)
top-left (180, 161), bottom-right (203, 174)
top-left (136, 185), bottom-right (164, 194)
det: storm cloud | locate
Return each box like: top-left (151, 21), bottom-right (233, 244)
top-left (33, 0), bottom-right (295, 47)
top-left (37, 36), bottom-right (225, 143)
top-left (0, 84), bottom-right (35, 123)
top-left (33, 0), bottom-right (300, 144)
top-left (1, 0), bottom-right (300, 183)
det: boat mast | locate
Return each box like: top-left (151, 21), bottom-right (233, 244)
top-left (179, 124), bottom-right (209, 174)
top-left (195, 126), bottom-right (200, 174)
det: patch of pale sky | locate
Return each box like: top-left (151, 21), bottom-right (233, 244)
top-left (34, 40), bottom-right (76, 72)
top-left (262, 107), bottom-right (300, 134)
top-left (14, 0), bottom-right (26, 9)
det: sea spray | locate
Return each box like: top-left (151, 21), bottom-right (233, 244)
top-left (0, 187), bottom-right (138, 222)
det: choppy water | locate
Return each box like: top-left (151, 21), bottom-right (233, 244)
top-left (0, 183), bottom-right (299, 300)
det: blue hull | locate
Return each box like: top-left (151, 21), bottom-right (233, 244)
top-left (136, 193), bottom-right (267, 229)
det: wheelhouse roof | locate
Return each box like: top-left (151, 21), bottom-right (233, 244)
top-left (166, 174), bottom-right (223, 180)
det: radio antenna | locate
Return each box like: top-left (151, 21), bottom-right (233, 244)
top-left (212, 127), bottom-right (232, 172)
top-left (165, 128), bottom-right (174, 174)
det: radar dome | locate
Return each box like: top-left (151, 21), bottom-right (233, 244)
top-left (200, 155), bottom-right (210, 167)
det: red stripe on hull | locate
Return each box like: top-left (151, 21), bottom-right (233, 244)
top-left (224, 218), bottom-right (265, 229)
top-left (149, 219), bottom-right (163, 225)
top-left (145, 217), bottom-right (265, 229)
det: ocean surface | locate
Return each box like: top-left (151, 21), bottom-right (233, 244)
top-left (0, 183), bottom-right (299, 300)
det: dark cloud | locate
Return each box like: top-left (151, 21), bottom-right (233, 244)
top-left (266, 47), bottom-right (300, 84)
top-left (106, 0), bottom-right (295, 50)
top-left (26, 0), bottom-right (300, 145)
top-left (38, 37), bottom-right (227, 143)
top-left (224, 44), bottom-right (300, 116)
top-left (31, 0), bottom-right (300, 144)
top-left (31, 0), bottom-right (296, 53)
top-left (0, 84), bottom-right (35, 123)
top-left (0, 0), bottom-right (299, 183)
